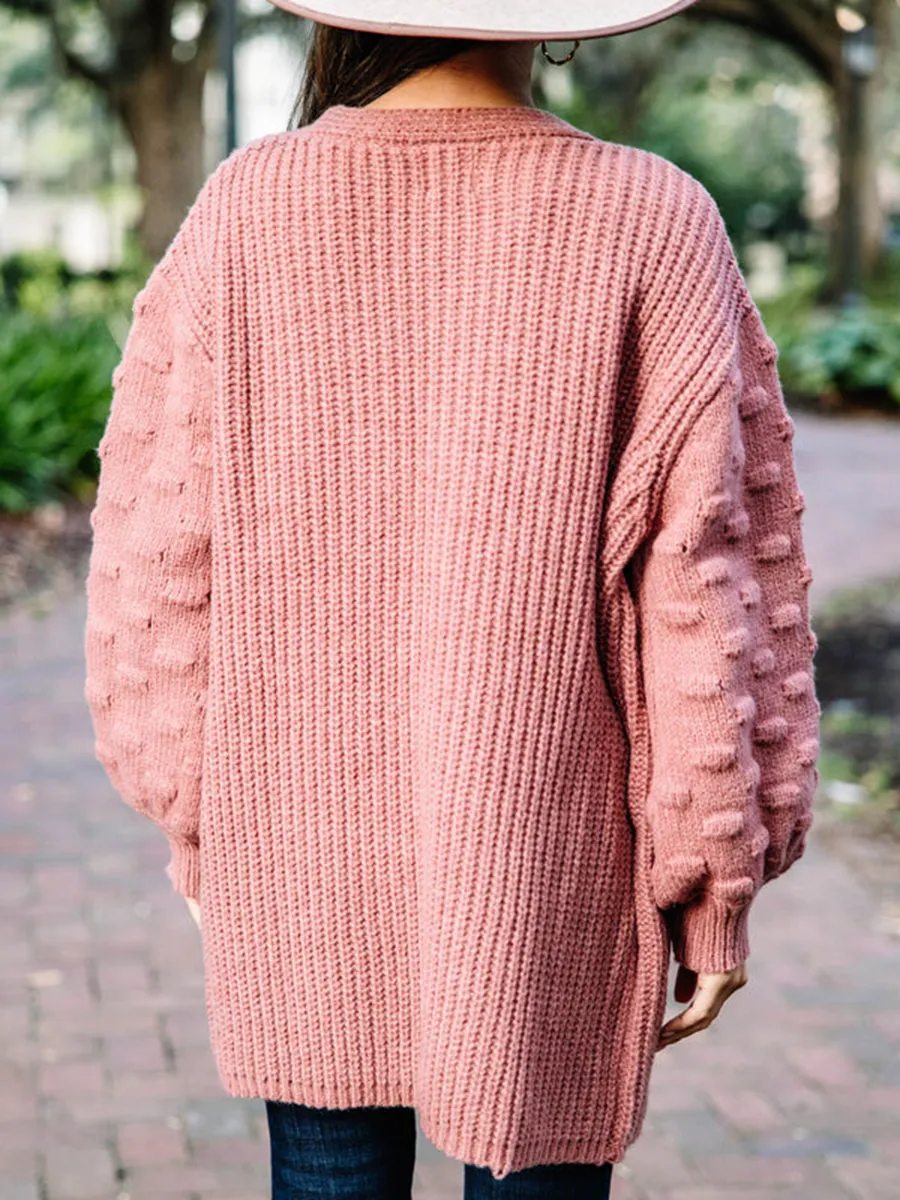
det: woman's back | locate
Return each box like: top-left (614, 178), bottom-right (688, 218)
top-left (84, 101), bottom-right (819, 1181)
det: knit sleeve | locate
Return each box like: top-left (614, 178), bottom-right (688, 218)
top-left (83, 251), bottom-right (214, 901)
top-left (631, 298), bottom-right (820, 975)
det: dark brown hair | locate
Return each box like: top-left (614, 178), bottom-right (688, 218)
top-left (290, 23), bottom-right (484, 128)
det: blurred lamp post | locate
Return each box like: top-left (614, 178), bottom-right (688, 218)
top-left (220, 0), bottom-right (238, 155)
top-left (838, 17), bottom-right (878, 310)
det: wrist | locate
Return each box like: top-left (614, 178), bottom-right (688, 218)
top-left (165, 837), bottom-right (200, 900)
top-left (666, 894), bottom-right (751, 974)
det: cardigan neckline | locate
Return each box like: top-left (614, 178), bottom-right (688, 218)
top-left (309, 102), bottom-right (597, 143)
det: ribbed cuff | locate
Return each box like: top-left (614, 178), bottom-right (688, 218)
top-left (667, 896), bottom-right (751, 974)
top-left (165, 838), bottom-right (200, 900)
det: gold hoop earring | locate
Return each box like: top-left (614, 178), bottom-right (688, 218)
top-left (540, 40), bottom-right (580, 65)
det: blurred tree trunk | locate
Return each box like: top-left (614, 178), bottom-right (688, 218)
top-left (0, 0), bottom-right (277, 260)
top-left (840, 0), bottom-right (892, 293)
top-left (115, 59), bottom-right (208, 261)
top-left (689, 0), bottom-right (892, 299)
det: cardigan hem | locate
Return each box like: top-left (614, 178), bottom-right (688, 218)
top-left (214, 1064), bottom-right (632, 1181)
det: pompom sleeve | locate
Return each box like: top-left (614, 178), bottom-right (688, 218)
top-left (83, 244), bottom-right (215, 901)
top-left (631, 296), bottom-right (821, 975)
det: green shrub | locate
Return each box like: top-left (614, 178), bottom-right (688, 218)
top-left (637, 88), bottom-right (807, 248)
top-left (0, 245), bottom-right (150, 513)
top-left (1, 247), bottom-right (149, 322)
top-left (757, 275), bottom-right (900, 409)
top-left (779, 307), bottom-right (900, 406)
top-left (0, 312), bottom-right (119, 512)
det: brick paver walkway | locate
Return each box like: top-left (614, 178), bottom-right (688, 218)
top-left (3, 411), bottom-right (900, 1200)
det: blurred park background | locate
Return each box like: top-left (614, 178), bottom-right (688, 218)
top-left (2, 2), bottom-right (900, 1199)
top-left (5, 1), bottom-right (900, 520)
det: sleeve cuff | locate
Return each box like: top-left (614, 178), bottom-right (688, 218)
top-left (666, 895), bottom-right (751, 974)
top-left (165, 838), bottom-right (200, 901)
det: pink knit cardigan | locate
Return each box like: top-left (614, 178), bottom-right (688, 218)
top-left (83, 103), bottom-right (820, 1180)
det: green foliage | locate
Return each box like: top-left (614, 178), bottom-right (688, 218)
top-left (636, 84), bottom-right (807, 246)
top-left (816, 747), bottom-right (858, 786)
top-left (819, 702), bottom-right (900, 835)
top-left (0, 311), bottom-right (120, 513)
top-left (814, 572), bottom-right (900, 840)
top-left (1, 246), bottom-right (149, 321)
top-left (0, 246), bottom-right (150, 513)
top-left (754, 267), bottom-right (900, 409)
top-left (820, 702), bottom-right (894, 748)
top-left (767, 304), bottom-right (900, 408)
top-left (562, 23), bottom-right (812, 253)
top-left (784, 310), bottom-right (900, 404)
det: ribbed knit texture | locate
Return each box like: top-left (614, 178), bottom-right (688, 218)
top-left (83, 103), bottom-right (821, 1180)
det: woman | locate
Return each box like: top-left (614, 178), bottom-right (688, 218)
top-left (83, 1), bottom-right (821, 1196)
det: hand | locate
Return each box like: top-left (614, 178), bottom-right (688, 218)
top-left (185, 896), bottom-right (202, 930)
top-left (657, 962), bottom-right (747, 1050)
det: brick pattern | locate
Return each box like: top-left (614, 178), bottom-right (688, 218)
top-left (2, 411), bottom-right (899, 1198)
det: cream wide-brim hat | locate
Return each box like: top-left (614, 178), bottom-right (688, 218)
top-left (264, 0), bottom-right (699, 41)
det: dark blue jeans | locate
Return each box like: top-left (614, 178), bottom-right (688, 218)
top-left (265, 1101), bottom-right (614, 1199)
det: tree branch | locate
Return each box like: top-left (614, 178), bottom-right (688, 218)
top-left (238, 10), bottom-right (280, 41)
top-left (195, 0), bottom-right (219, 73)
top-left (0, 0), bottom-right (52, 11)
top-left (47, 14), bottom-right (111, 88)
top-left (142, 0), bottom-right (174, 56)
top-left (688, 0), bottom-right (839, 81)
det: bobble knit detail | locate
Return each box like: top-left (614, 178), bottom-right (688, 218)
top-left (83, 103), bottom-right (820, 1183)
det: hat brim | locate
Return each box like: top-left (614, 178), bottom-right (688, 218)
top-left (264, 0), bottom-right (699, 40)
